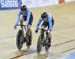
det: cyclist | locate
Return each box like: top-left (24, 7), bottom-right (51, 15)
top-left (14, 5), bottom-right (33, 49)
top-left (35, 12), bottom-right (54, 52)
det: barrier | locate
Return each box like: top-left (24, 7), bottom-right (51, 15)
top-left (0, 0), bottom-right (21, 10)
top-left (65, 0), bottom-right (75, 2)
top-left (0, 0), bottom-right (74, 10)
top-left (22, 0), bottom-right (58, 8)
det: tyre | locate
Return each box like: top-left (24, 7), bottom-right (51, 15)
top-left (45, 37), bottom-right (51, 52)
top-left (26, 31), bottom-right (32, 49)
top-left (26, 34), bottom-right (30, 48)
top-left (37, 36), bottom-right (42, 54)
top-left (16, 30), bottom-right (23, 50)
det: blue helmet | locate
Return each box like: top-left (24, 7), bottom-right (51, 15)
top-left (41, 12), bottom-right (48, 18)
top-left (21, 5), bottom-right (27, 11)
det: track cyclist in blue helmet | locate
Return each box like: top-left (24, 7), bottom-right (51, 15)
top-left (14, 5), bottom-right (33, 49)
top-left (35, 12), bottom-right (54, 53)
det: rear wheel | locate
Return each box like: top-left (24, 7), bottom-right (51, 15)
top-left (26, 32), bottom-right (32, 49)
top-left (16, 30), bottom-right (23, 50)
top-left (45, 37), bottom-right (51, 52)
top-left (26, 35), bottom-right (30, 48)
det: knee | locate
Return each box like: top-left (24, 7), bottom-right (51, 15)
top-left (26, 27), bottom-right (31, 32)
top-left (26, 26), bottom-right (32, 33)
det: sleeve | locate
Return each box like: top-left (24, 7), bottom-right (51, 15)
top-left (15, 10), bottom-right (21, 25)
top-left (36, 18), bottom-right (42, 30)
top-left (48, 16), bottom-right (53, 31)
top-left (26, 10), bottom-right (31, 26)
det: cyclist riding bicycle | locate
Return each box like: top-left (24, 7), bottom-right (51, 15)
top-left (35, 12), bottom-right (54, 52)
top-left (14, 5), bottom-right (33, 49)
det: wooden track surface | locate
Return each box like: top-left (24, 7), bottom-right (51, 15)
top-left (0, 2), bottom-right (75, 59)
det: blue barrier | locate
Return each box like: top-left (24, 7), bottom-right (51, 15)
top-left (0, 0), bottom-right (21, 10)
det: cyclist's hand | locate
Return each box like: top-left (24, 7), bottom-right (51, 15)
top-left (35, 29), bottom-right (38, 33)
top-left (14, 25), bottom-right (17, 29)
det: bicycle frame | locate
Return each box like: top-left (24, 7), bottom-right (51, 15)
top-left (16, 24), bottom-right (26, 42)
top-left (39, 28), bottom-right (48, 45)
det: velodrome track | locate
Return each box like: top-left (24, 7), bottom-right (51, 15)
top-left (0, 2), bottom-right (75, 59)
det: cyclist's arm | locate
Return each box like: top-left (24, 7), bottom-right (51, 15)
top-left (16, 10), bottom-right (21, 25)
top-left (48, 16), bottom-right (53, 31)
top-left (36, 18), bottom-right (42, 30)
top-left (26, 10), bottom-right (31, 26)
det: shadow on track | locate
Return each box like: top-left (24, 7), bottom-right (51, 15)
top-left (9, 49), bottom-right (36, 59)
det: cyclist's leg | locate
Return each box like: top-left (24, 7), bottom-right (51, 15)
top-left (47, 24), bottom-right (52, 48)
top-left (26, 26), bottom-right (32, 45)
top-left (40, 22), bottom-right (49, 46)
top-left (42, 22), bottom-right (52, 40)
top-left (41, 22), bottom-right (47, 38)
top-left (47, 17), bottom-right (54, 47)
top-left (48, 32), bottom-right (52, 47)
top-left (26, 13), bottom-right (33, 46)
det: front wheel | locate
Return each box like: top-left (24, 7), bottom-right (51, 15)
top-left (16, 30), bottom-right (23, 50)
top-left (37, 35), bottom-right (43, 54)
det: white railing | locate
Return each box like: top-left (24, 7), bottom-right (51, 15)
top-left (22, 0), bottom-right (59, 8)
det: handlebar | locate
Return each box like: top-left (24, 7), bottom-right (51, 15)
top-left (16, 24), bottom-right (26, 26)
top-left (16, 24), bottom-right (26, 30)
